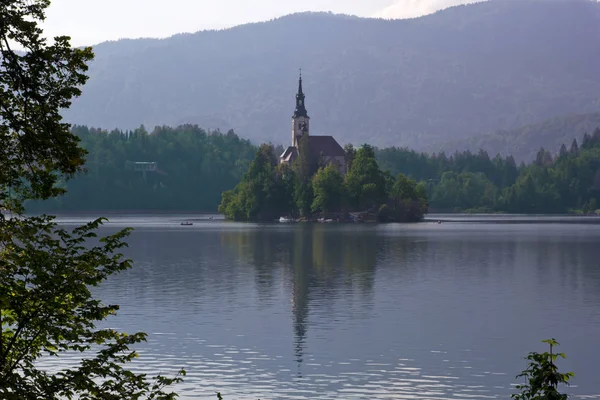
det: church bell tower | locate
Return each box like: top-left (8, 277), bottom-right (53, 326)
top-left (292, 71), bottom-right (310, 148)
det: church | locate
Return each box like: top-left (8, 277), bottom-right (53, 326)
top-left (279, 73), bottom-right (347, 174)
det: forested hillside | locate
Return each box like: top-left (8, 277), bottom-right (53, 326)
top-left (65, 0), bottom-right (600, 152)
top-left (377, 129), bottom-right (600, 214)
top-left (27, 125), bottom-right (256, 212)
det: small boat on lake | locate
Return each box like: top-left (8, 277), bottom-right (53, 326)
top-left (181, 221), bottom-right (194, 226)
top-left (279, 217), bottom-right (293, 223)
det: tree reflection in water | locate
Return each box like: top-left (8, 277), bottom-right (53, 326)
top-left (219, 224), bottom-right (383, 374)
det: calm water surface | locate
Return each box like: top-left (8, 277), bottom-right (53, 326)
top-left (46, 215), bottom-right (600, 399)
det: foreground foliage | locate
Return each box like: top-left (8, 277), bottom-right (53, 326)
top-left (0, 1), bottom-right (93, 210)
top-left (1, 1), bottom-right (183, 398)
top-left (219, 144), bottom-right (428, 222)
top-left (0, 217), bottom-right (184, 399)
top-left (512, 339), bottom-right (574, 400)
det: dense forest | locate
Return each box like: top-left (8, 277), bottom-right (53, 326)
top-left (26, 125), bottom-right (256, 212)
top-left (28, 125), bottom-right (600, 216)
top-left (219, 142), bottom-right (428, 222)
top-left (378, 128), bottom-right (600, 214)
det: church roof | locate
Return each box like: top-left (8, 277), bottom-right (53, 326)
top-left (308, 136), bottom-right (345, 158)
top-left (280, 146), bottom-right (298, 163)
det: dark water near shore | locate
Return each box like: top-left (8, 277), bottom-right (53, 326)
top-left (44, 215), bottom-right (600, 399)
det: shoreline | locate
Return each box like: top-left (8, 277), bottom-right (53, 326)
top-left (28, 209), bottom-right (219, 216)
top-left (35, 210), bottom-right (600, 217)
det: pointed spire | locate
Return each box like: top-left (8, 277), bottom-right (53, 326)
top-left (298, 69), bottom-right (303, 95)
top-left (293, 69), bottom-right (309, 119)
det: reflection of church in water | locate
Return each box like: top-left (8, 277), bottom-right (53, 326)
top-left (291, 276), bottom-right (308, 370)
top-left (279, 72), bottom-right (347, 174)
top-left (219, 226), bottom-right (378, 376)
top-left (288, 231), bottom-right (312, 372)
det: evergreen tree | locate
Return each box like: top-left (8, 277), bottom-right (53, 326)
top-left (294, 133), bottom-right (314, 182)
top-left (535, 147), bottom-right (553, 167)
top-left (593, 128), bottom-right (600, 146)
top-left (582, 132), bottom-right (592, 149)
top-left (559, 143), bottom-right (568, 159)
top-left (344, 143), bottom-right (357, 172)
top-left (570, 138), bottom-right (579, 155)
top-left (503, 155), bottom-right (519, 188)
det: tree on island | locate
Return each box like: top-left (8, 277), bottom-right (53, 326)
top-left (0, 1), bottom-right (183, 398)
top-left (344, 144), bottom-right (387, 212)
top-left (219, 142), bottom-right (429, 222)
top-left (384, 173), bottom-right (429, 223)
top-left (312, 163), bottom-right (345, 217)
top-left (293, 133), bottom-right (316, 218)
top-left (219, 144), bottom-right (296, 221)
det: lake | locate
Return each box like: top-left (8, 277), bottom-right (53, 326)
top-left (45, 215), bottom-right (600, 399)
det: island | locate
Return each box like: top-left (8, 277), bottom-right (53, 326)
top-left (218, 74), bottom-right (427, 223)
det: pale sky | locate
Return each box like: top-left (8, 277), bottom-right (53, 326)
top-left (42, 0), bottom-right (481, 47)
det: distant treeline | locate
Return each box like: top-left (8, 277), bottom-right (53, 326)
top-left (379, 128), bottom-right (600, 214)
top-left (27, 125), bottom-right (256, 212)
top-left (28, 125), bottom-right (600, 215)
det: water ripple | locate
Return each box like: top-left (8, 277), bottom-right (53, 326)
top-left (39, 219), bottom-right (600, 399)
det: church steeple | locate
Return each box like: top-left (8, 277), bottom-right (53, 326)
top-left (291, 71), bottom-right (310, 148)
top-left (293, 70), bottom-right (309, 119)
top-left (298, 70), bottom-right (304, 95)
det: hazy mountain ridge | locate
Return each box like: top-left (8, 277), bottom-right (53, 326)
top-left (442, 111), bottom-right (600, 162)
top-left (66, 0), bottom-right (600, 152)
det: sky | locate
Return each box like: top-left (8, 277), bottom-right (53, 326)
top-left (42, 0), bottom-right (481, 47)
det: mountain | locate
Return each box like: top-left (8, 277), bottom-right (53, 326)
top-left (65, 0), bottom-right (600, 151)
top-left (440, 112), bottom-right (600, 162)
